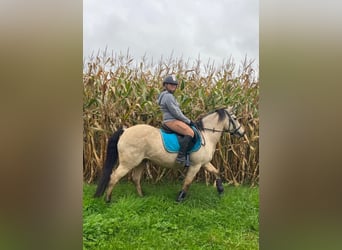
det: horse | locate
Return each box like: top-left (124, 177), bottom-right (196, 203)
top-left (94, 107), bottom-right (245, 202)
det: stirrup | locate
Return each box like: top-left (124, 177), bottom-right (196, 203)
top-left (176, 155), bottom-right (186, 164)
top-left (176, 154), bottom-right (191, 167)
top-left (176, 151), bottom-right (186, 163)
top-left (184, 154), bottom-right (191, 167)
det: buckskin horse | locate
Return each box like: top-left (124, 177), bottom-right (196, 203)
top-left (94, 107), bottom-right (245, 202)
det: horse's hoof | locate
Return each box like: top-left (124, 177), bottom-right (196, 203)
top-left (105, 196), bottom-right (111, 203)
top-left (216, 179), bottom-right (224, 194)
top-left (176, 190), bottom-right (186, 202)
top-left (217, 188), bottom-right (224, 195)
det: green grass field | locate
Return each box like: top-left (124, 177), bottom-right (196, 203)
top-left (83, 182), bottom-right (259, 250)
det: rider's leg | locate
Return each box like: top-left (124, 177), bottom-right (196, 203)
top-left (164, 120), bottom-right (194, 137)
top-left (175, 135), bottom-right (193, 164)
top-left (164, 120), bottom-right (194, 164)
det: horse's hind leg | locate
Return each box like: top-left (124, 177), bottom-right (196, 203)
top-left (105, 164), bottom-right (131, 203)
top-left (204, 162), bottom-right (224, 194)
top-left (132, 163), bottom-right (144, 197)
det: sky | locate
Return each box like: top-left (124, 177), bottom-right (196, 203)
top-left (83, 0), bottom-right (259, 69)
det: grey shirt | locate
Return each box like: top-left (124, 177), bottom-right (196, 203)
top-left (157, 90), bottom-right (191, 124)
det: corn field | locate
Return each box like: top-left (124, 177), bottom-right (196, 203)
top-left (83, 50), bottom-right (259, 186)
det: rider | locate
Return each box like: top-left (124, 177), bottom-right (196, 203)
top-left (157, 75), bottom-right (195, 165)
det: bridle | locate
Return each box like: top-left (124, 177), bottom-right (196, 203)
top-left (199, 110), bottom-right (242, 146)
top-left (201, 110), bottom-right (242, 136)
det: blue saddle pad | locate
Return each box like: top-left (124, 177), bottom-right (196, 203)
top-left (160, 126), bottom-right (201, 153)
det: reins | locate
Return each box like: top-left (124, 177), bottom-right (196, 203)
top-left (202, 127), bottom-right (240, 133)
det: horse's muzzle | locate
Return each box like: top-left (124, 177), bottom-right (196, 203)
top-left (234, 127), bottom-right (244, 137)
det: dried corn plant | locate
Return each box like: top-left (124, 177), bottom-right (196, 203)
top-left (83, 50), bottom-right (259, 186)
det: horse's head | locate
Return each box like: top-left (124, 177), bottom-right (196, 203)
top-left (223, 107), bottom-right (245, 138)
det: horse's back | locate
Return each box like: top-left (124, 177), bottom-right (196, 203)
top-left (119, 124), bottom-right (160, 147)
top-left (122, 124), bottom-right (159, 136)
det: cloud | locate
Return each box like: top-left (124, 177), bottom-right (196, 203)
top-left (83, 0), bottom-right (258, 67)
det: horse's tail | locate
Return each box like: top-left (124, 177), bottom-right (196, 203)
top-left (94, 127), bottom-right (124, 198)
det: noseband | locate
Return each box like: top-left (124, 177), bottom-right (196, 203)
top-left (225, 110), bottom-right (242, 135)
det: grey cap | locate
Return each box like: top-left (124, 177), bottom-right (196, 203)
top-left (163, 75), bottom-right (179, 85)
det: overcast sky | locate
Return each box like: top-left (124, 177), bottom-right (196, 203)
top-left (83, 0), bottom-right (258, 68)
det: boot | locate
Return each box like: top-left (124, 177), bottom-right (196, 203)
top-left (176, 135), bottom-right (193, 164)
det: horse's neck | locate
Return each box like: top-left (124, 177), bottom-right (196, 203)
top-left (201, 113), bottom-right (225, 146)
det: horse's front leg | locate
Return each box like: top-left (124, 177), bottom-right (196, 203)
top-left (176, 164), bottom-right (201, 202)
top-left (203, 162), bottom-right (224, 195)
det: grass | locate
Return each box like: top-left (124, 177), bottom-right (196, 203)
top-left (83, 182), bottom-right (259, 250)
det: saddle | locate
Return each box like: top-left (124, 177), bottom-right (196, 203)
top-left (160, 124), bottom-right (201, 153)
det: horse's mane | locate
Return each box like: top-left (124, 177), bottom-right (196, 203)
top-left (196, 108), bottom-right (227, 131)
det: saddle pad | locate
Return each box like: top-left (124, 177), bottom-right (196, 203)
top-left (160, 126), bottom-right (201, 153)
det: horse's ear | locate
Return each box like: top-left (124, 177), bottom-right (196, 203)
top-left (231, 106), bottom-right (239, 113)
top-left (227, 106), bottom-right (234, 112)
